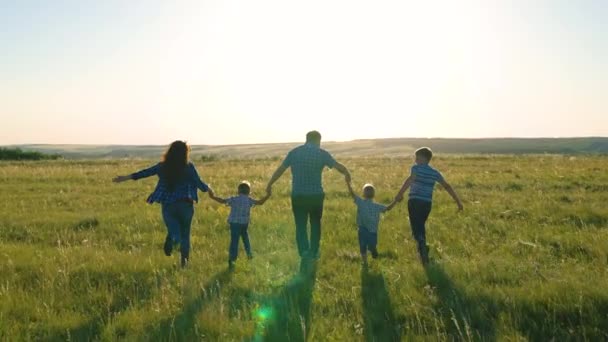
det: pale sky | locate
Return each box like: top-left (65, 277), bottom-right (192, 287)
top-left (1, 0), bottom-right (606, 145)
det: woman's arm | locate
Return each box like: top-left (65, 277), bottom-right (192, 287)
top-left (190, 164), bottom-right (210, 192)
top-left (113, 163), bottom-right (159, 183)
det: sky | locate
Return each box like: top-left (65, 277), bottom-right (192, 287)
top-left (1, 0), bottom-right (606, 145)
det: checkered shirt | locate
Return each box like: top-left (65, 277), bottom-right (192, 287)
top-left (355, 196), bottom-right (388, 233)
top-left (281, 143), bottom-right (337, 195)
top-left (131, 162), bottom-right (209, 205)
top-left (226, 195), bottom-right (257, 224)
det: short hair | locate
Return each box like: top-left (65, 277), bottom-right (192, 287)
top-left (238, 181), bottom-right (251, 195)
top-left (306, 131), bottom-right (322, 143)
top-left (415, 147), bottom-right (433, 161)
top-left (362, 183), bottom-right (375, 192)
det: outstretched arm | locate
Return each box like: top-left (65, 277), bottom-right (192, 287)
top-left (113, 163), bottom-right (159, 183)
top-left (208, 188), bottom-right (227, 204)
top-left (334, 162), bottom-right (351, 183)
top-left (385, 198), bottom-right (400, 211)
top-left (439, 179), bottom-right (464, 211)
top-left (253, 191), bottom-right (272, 205)
top-left (266, 165), bottom-right (288, 193)
top-left (395, 174), bottom-right (415, 202)
top-left (345, 180), bottom-right (357, 200)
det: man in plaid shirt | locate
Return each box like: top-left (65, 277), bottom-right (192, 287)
top-left (266, 131), bottom-right (351, 259)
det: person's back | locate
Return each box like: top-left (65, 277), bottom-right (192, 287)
top-left (409, 163), bottom-right (444, 203)
top-left (285, 143), bottom-right (336, 195)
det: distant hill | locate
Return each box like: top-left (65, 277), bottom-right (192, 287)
top-left (6, 137), bottom-right (608, 159)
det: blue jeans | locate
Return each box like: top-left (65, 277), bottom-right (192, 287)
top-left (408, 198), bottom-right (432, 261)
top-left (162, 201), bottom-right (194, 261)
top-left (229, 223), bottom-right (251, 261)
top-left (291, 194), bottom-right (324, 257)
top-left (358, 227), bottom-right (378, 255)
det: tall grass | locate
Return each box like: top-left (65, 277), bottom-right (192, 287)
top-left (0, 156), bottom-right (607, 340)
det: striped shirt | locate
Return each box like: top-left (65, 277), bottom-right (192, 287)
top-left (355, 196), bottom-right (388, 233)
top-left (131, 162), bottom-right (209, 204)
top-left (226, 195), bottom-right (256, 224)
top-left (409, 164), bottom-right (444, 202)
top-left (281, 143), bottom-right (337, 196)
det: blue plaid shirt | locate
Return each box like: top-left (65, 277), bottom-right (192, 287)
top-left (281, 143), bottom-right (337, 195)
top-left (226, 195), bottom-right (256, 224)
top-left (354, 196), bottom-right (388, 233)
top-left (131, 162), bottom-right (209, 205)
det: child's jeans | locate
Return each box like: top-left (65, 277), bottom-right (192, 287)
top-left (358, 227), bottom-right (378, 255)
top-left (408, 198), bottom-right (432, 260)
top-left (229, 223), bottom-right (251, 261)
top-left (162, 201), bottom-right (194, 262)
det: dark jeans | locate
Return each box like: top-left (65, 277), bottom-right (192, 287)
top-left (291, 194), bottom-right (325, 257)
top-left (162, 201), bottom-right (194, 262)
top-left (229, 223), bottom-right (251, 261)
top-left (408, 198), bottom-right (432, 261)
top-left (358, 227), bottom-right (378, 256)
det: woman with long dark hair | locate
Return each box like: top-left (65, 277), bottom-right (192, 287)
top-left (113, 140), bottom-right (209, 267)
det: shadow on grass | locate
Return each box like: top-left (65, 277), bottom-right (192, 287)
top-left (361, 265), bottom-right (401, 341)
top-left (424, 260), bottom-right (497, 341)
top-left (154, 269), bottom-right (233, 341)
top-left (254, 258), bottom-right (318, 341)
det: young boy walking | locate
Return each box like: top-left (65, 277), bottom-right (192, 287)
top-left (208, 181), bottom-right (270, 270)
top-left (394, 147), bottom-right (463, 265)
top-left (347, 181), bottom-right (399, 265)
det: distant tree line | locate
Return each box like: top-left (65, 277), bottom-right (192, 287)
top-left (0, 148), bottom-right (62, 161)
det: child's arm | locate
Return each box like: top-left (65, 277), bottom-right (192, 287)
top-left (252, 191), bottom-right (271, 205)
top-left (394, 174), bottom-right (415, 202)
top-left (345, 180), bottom-right (357, 200)
top-left (438, 179), bottom-right (464, 211)
top-left (385, 198), bottom-right (400, 211)
top-left (208, 188), bottom-right (227, 204)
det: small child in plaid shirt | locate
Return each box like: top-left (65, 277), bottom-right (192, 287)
top-left (347, 180), bottom-right (399, 265)
top-left (209, 181), bottom-right (270, 270)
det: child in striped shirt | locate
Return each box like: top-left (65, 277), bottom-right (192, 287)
top-left (394, 147), bottom-right (463, 265)
top-left (209, 181), bottom-right (270, 270)
top-left (346, 181), bottom-right (399, 265)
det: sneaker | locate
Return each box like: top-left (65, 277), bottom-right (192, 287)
top-left (163, 236), bottom-right (173, 256)
top-left (181, 257), bottom-right (188, 268)
top-left (247, 253), bottom-right (254, 260)
top-left (228, 260), bottom-right (236, 271)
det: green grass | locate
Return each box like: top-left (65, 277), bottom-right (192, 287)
top-left (1, 156), bottom-right (607, 341)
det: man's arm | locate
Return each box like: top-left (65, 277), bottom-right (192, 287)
top-left (208, 188), bottom-right (227, 204)
top-left (334, 162), bottom-right (351, 183)
top-left (266, 164), bottom-right (288, 193)
top-left (439, 179), bottom-right (464, 211)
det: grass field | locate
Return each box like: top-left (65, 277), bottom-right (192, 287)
top-left (1, 155), bottom-right (607, 341)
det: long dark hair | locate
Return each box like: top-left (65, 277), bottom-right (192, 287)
top-left (161, 140), bottom-right (190, 190)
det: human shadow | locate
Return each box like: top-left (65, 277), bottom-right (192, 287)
top-left (255, 258), bottom-right (318, 341)
top-left (361, 265), bottom-right (401, 342)
top-left (424, 260), bottom-right (497, 341)
top-left (154, 269), bottom-right (233, 341)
